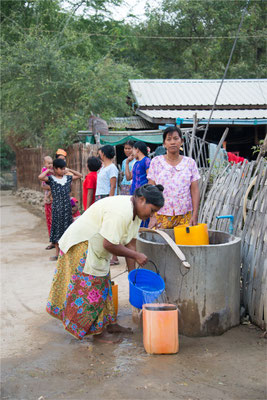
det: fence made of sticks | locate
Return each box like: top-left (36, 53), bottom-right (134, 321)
top-left (15, 143), bottom-right (99, 205)
top-left (199, 158), bottom-right (267, 330)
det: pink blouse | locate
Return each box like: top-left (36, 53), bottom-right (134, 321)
top-left (147, 155), bottom-right (200, 216)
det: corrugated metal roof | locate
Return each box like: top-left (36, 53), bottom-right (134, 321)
top-left (108, 116), bottom-right (154, 130)
top-left (137, 109), bottom-right (267, 125)
top-left (129, 79), bottom-right (267, 107)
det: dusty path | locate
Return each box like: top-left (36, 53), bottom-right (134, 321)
top-left (1, 191), bottom-right (266, 400)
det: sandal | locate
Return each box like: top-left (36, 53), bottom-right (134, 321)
top-left (45, 244), bottom-right (55, 250)
top-left (110, 260), bottom-right (119, 265)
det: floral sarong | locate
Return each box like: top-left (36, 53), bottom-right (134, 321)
top-left (155, 211), bottom-right (192, 229)
top-left (46, 241), bottom-right (116, 339)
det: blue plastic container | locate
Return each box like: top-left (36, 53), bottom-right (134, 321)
top-left (128, 267), bottom-right (165, 309)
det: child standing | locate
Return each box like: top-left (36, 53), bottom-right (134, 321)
top-left (70, 197), bottom-right (81, 220)
top-left (39, 158), bottom-right (82, 260)
top-left (120, 140), bottom-right (135, 195)
top-left (83, 156), bottom-right (102, 211)
top-left (41, 156), bottom-right (54, 250)
top-left (95, 145), bottom-right (119, 200)
top-left (95, 145), bottom-right (119, 265)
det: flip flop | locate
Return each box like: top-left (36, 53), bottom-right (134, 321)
top-left (110, 260), bottom-right (119, 265)
top-left (45, 244), bottom-right (55, 250)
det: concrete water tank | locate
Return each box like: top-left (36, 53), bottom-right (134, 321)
top-left (137, 230), bottom-right (241, 336)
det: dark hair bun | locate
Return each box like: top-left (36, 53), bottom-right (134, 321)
top-left (155, 184), bottom-right (164, 192)
top-left (134, 184), bottom-right (165, 208)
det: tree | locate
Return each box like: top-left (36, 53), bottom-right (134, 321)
top-left (112, 0), bottom-right (267, 79)
top-left (1, 0), bottom-right (139, 151)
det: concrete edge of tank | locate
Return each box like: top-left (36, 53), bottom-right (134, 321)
top-left (137, 229), bottom-right (241, 248)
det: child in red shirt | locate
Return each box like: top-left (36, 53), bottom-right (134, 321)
top-left (83, 156), bottom-right (102, 211)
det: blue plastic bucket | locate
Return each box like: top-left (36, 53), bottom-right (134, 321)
top-left (128, 264), bottom-right (165, 309)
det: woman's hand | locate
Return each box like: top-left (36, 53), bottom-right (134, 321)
top-left (135, 252), bottom-right (148, 266)
top-left (189, 214), bottom-right (198, 226)
top-left (126, 154), bottom-right (134, 163)
top-left (148, 216), bottom-right (158, 229)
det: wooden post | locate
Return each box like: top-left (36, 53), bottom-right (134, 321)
top-left (254, 126), bottom-right (259, 145)
top-left (189, 113), bottom-right (197, 159)
top-left (199, 127), bottom-right (229, 214)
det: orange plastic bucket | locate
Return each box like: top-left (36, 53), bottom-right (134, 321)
top-left (111, 282), bottom-right (118, 316)
top-left (143, 303), bottom-right (179, 354)
top-left (174, 223), bottom-right (209, 246)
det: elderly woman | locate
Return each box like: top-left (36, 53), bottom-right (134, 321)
top-left (46, 184), bottom-right (164, 341)
top-left (148, 126), bottom-right (200, 229)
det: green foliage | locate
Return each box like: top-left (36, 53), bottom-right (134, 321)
top-left (1, 1), bottom-right (138, 151)
top-left (0, 137), bottom-right (16, 170)
top-left (251, 140), bottom-right (267, 160)
top-left (114, 0), bottom-right (267, 79)
top-left (1, 0), bottom-right (266, 151)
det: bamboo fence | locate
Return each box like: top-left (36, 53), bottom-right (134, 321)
top-left (199, 159), bottom-right (267, 330)
top-left (15, 143), bottom-right (99, 205)
top-left (16, 147), bottom-right (47, 192)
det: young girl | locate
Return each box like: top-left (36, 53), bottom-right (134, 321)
top-left (125, 141), bottom-right (151, 195)
top-left (95, 145), bottom-right (119, 265)
top-left (125, 141), bottom-right (151, 228)
top-left (41, 156), bottom-right (54, 250)
top-left (95, 145), bottom-right (118, 200)
top-left (120, 140), bottom-right (135, 195)
top-left (70, 197), bottom-right (81, 221)
top-left (39, 158), bottom-right (82, 261)
top-left (83, 156), bottom-right (102, 211)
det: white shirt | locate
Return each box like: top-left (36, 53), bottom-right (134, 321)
top-left (95, 163), bottom-right (119, 196)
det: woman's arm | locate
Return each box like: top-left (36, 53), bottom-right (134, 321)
top-left (125, 157), bottom-right (133, 181)
top-left (66, 168), bottom-right (82, 181)
top-left (109, 176), bottom-right (117, 196)
top-left (38, 169), bottom-right (51, 182)
top-left (103, 239), bottom-right (148, 267)
top-left (86, 188), bottom-right (94, 209)
top-left (189, 180), bottom-right (200, 226)
top-left (41, 183), bottom-right (51, 191)
top-left (124, 239), bottom-right (137, 272)
top-left (145, 157), bottom-right (151, 178)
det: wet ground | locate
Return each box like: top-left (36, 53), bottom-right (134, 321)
top-left (1, 191), bottom-right (266, 400)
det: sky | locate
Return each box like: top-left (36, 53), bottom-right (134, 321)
top-left (62, 0), bottom-right (158, 22)
top-left (107, 0), bottom-right (154, 21)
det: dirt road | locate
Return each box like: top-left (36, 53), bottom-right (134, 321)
top-left (1, 192), bottom-right (266, 400)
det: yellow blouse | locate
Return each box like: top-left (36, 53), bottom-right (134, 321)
top-left (59, 196), bottom-right (141, 276)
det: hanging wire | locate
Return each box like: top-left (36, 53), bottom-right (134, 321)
top-left (196, 0), bottom-right (251, 163)
top-left (15, 27), bottom-right (264, 41)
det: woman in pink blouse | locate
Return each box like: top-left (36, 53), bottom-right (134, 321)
top-left (148, 126), bottom-right (200, 229)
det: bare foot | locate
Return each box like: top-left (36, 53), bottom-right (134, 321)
top-left (49, 256), bottom-right (58, 261)
top-left (107, 323), bottom-right (133, 334)
top-left (93, 331), bottom-right (123, 344)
